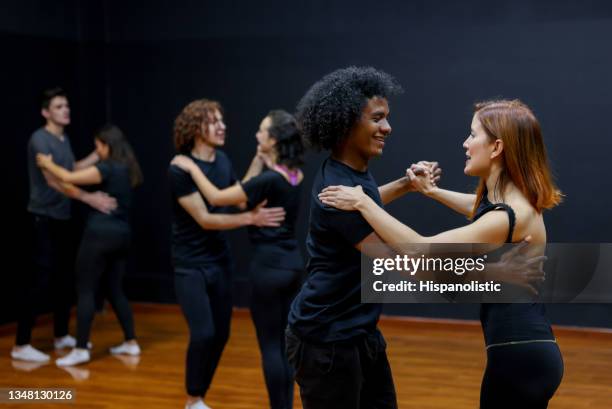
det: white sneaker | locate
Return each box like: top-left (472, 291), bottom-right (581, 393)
top-left (109, 342), bottom-right (141, 356)
top-left (56, 348), bottom-right (90, 367)
top-left (55, 336), bottom-right (92, 350)
top-left (54, 335), bottom-right (76, 349)
top-left (185, 399), bottom-right (212, 409)
top-left (11, 345), bottom-right (50, 362)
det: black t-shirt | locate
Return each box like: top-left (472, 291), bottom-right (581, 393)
top-left (288, 157), bottom-right (383, 343)
top-left (86, 161), bottom-right (133, 230)
top-left (169, 150), bottom-right (237, 267)
top-left (241, 169), bottom-right (304, 270)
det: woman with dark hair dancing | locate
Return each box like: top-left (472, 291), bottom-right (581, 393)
top-left (168, 99), bottom-right (286, 409)
top-left (319, 99), bottom-right (564, 408)
top-left (36, 125), bottom-right (143, 366)
top-left (172, 109), bottom-right (304, 409)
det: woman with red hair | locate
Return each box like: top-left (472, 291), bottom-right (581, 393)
top-left (319, 99), bottom-right (564, 408)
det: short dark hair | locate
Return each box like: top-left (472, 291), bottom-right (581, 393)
top-left (267, 110), bottom-right (304, 168)
top-left (295, 66), bottom-right (402, 151)
top-left (41, 87), bottom-right (67, 109)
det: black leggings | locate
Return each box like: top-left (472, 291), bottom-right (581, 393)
top-left (16, 215), bottom-right (75, 346)
top-left (250, 261), bottom-right (301, 409)
top-left (75, 225), bottom-right (135, 349)
top-left (480, 341), bottom-right (564, 409)
top-left (174, 259), bottom-right (233, 397)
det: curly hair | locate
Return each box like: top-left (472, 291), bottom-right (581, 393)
top-left (174, 99), bottom-right (222, 154)
top-left (295, 66), bottom-right (402, 151)
top-left (267, 110), bottom-right (304, 168)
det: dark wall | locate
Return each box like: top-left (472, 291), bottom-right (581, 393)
top-left (4, 0), bottom-right (612, 326)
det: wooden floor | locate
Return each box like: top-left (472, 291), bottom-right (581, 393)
top-left (1, 304), bottom-right (611, 408)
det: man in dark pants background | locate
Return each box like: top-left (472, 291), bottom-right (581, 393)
top-left (12, 87), bottom-right (117, 362)
top-left (286, 67), bottom-right (439, 408)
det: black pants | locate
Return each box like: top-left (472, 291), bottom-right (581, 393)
top-left (250, 262), bottom-right (301, 409)
top-left (16, 215), bottom-right (75, 346)
top-left (480, 341), bottom-right (564, 409)
top-left (174, 258), bottom-right (233, 397)
top-left (75, 224), bottom-right (135, 349)
top-left (285, 328), bottom-right (397, 409)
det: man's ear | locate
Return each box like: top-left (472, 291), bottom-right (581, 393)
top-left (41, 108), bottom-right (50, 120)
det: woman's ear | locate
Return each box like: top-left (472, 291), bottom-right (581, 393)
top-left (490, 139), bottom-right (504, 159)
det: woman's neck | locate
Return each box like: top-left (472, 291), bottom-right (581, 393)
top-left (485, 164), bottom-right (507, 202)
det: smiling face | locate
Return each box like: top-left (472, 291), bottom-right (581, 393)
top-left (345, 96), bottom-right (392, 160)
top-left (201, 109), bottom-right (227, 147)
top-left (42, 96), bottom-right (71, 127)
top-left (463, 114), bottom-right (503, 177)
top-left (255, 116), bottom-right (275, 152)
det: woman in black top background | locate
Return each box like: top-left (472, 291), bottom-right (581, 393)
top-left (171, 109), bottom-right (304, 409)
top-left (37, 125), bottom-right (143, 367)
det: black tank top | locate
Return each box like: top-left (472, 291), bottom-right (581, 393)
top-left (474, 196), bottom-right (555, 346)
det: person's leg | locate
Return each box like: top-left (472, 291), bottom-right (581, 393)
top-left (12, 215), bottom-right (52, 361)
top-left (251, 266), bottom-right (301, 409)
top-left (55, 230), bottom-right (106, 366)
top-left (74, 231), bottom-right (107, 350)
top-left (199, 259), bottom-right (233, 396)
top-left (50, 218), bottom-right (75, 340)
top-left (480, 342), bottom-right (564, 409)
top-left (286, 329), bottom-right (363, 409)
top-left (174, 267), bottom-right (217, 399)
top-left (105, 233), bottom-right (137, 346)
top-left (359, 330), bottom-right (397, 409)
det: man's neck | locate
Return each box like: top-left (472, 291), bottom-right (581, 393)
top-left (191, 139), bottom-right (216, 162)
top-left (331, 147), bottom-right (369, 172)
top-left (45, 122), bottom-right (64, 140)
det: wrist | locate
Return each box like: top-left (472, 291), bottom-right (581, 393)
top-left (354, 193), bottom-right (372, 212)
top-left (398, 176), bottom-right (416, 193)
top-left (245, 210), bottom-right (255, 225)
top-left (423, 185), bottom-right (439, 197)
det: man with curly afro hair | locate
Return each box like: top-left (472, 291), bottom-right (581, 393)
top-left (286, 67), bottom-right (440, 409)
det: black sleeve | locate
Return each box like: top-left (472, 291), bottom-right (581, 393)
top-left (241, 171), bottom-right (275, 208)
top-left (316, 198), bottom-right (375, 246)
top-left (95, 162), bottom-right (112, 181)
top-left (168, 165), bottom-right (197, 199)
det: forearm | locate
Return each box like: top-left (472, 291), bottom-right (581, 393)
top-left (195, 211), bottom-right (253, 230)
top-left (74, 151), bottom-right (99, 170)
top-left (191, 168), bottom-right (222, 204)
top-left (379, 176), bottom-right (414, 205)
top-left (425, 187), bottom-right (476, 217)
top-left (242, 156), bottom-right (264, 183)
top-left (356, 195), bottom-right (426, 249)
top-left (42, 162), bottom-right (73, 183)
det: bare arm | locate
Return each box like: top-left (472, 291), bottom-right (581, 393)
top-left (405, 165), bottom-right (474, 216)
top-left (41, 170), bottom-right (117, 214)
top-left (378, 176), bottom-right (414, 205)
top-left (177, 192), bottom-right (284, 230)
top-left (74, 151), bottom-right (99, 170)
top-left (379, 161), bottom-right (442, 205)
top-left (171, 155), bottom-right (248, 206)
top-left (425, 187), bottom-right (476, 217)
top-left (242, 154), bottom-right (265, 183)
top-left (319, 186), bottom-right (508, 250)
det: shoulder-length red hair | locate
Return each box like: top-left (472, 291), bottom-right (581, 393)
top-left (471, 99), bottom-right (562, 217)
top-left (173, 99), bottom-right (222, 154)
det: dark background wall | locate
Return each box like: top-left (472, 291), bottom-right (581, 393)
top-left (3, 0), bottom-right (612, 327)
